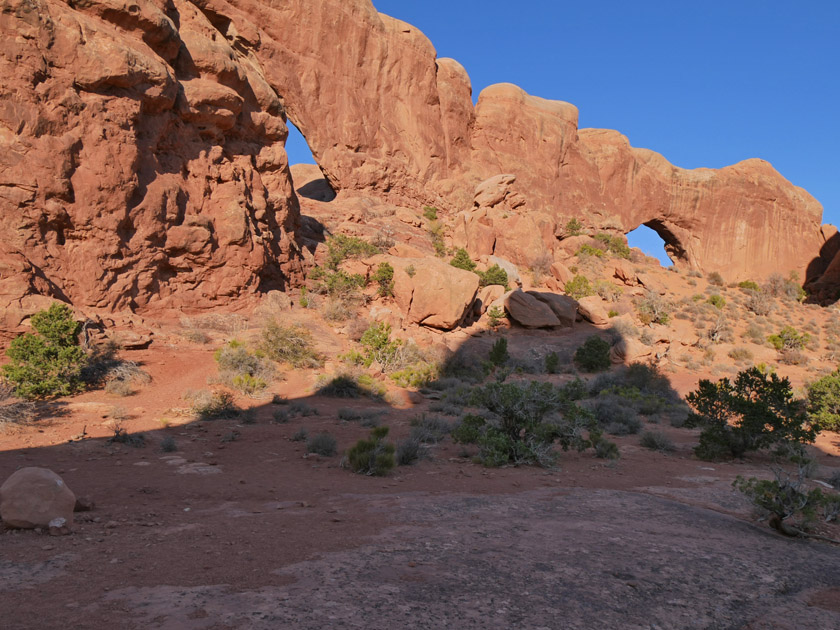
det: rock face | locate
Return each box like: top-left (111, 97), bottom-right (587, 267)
top-left (0, 467), bottom-right (76, 529)
top-left (504, 290), bottom-right (562, 329)
top-left (0, 0), bottom-right (302, 317)
top-left (0, 0), bottom-right (832, 324)
top-left (391, 258), bottom-right (479, 330)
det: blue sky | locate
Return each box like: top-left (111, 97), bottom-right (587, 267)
top-left (285, 0), bottom-right (839, 265)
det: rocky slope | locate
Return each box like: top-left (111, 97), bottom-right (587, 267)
top-left (0, 0), bottom-right (832, 329)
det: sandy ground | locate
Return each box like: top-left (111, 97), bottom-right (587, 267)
top-left (2, 334), bottom-right (840, 630)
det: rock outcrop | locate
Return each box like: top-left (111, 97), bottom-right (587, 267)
top-left (0, 0), bottom-right (832, 326)
top-left (0, 0), bottom-right (302, 319)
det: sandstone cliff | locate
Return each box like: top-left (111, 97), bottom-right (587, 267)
top-left (0, 0), bottom-right (831, 326)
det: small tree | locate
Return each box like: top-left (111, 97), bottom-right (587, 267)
top-left (807, 369), bottom-right (840, 432)
top-left (373, 262), bottom-right (395, 297)
top-left (685, 367), bottom-right (817, 460)
top-left (574, 335), bottom-right (611, 373)
top-left (2, 303), bottom-right (87, 399)
top-left (564, 275), bottom-right (594, 300)
top-left (450, 248), bottom-right (476, 272)
top-left (488, 337), bottom-right (509, 367)
top-left (344, 426), bottom-right (395, 476)
top-left (477, 264), bottom-right (509, 289)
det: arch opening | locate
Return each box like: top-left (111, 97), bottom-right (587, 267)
top-left (626, 222), bottom-right (676, 268)
top-left (286, 121), bottom-right (335, 202)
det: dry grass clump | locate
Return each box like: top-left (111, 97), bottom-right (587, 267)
top-left (260, 321), bottom-right (324, 368)
top-left (0, 382), bottom-right (35, 428)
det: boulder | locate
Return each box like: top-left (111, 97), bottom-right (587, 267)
top-left (614, 261), bottom-right (638, 286)
top-left (1, 468), bottom-right (76, 530)
top-left (526, 292), bottom-right (577, 328)
top-left (391, 258), bottom-right (479, 329)
top-left (577, 296), bottom-right (611, 325)
top-left (637, 273), bottom-right (667, 296)
top-left (477, 285), bottom-right (506, 315)
top-left (610, 338), bottom-right (654, 364)
top-left (474, 174), bottom-right (517, 209)
top-left (551, 262), bottom-right (574, 286)
top-left (504, 289), bottom-right (562, 328)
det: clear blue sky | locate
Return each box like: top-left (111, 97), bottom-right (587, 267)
top-left (285, 0), bottom-right (839, 265)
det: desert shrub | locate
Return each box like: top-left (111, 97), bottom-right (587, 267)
top-left (685, 367), bottom-right (817, 460)
top-left (487, 306), bottom-right (506, 329)
top-left (745, 289), bottom-right (774, 316)
top-left (372, 262), bottom-right (395, 298)
top-left (468, 380), bottom-right (601, 467)
top-left (160, 436), bottom-right (178, 453)
top-left (639, 430), bottom-right (676, 452)
top-left (778, 349), bottom-right (807, 366)
top-left (308, 267), bottom-right (366, 299)
top-left (187, 389), bottom-right (240, 420)
top-left (738, 280), bottom-right (761, 291)
top-left (321, 298), bottom-right (355, 323)
top-left (291, 427), bottom-right (308, 442)
top-left (488, 337), bottom-right (509, 367)
top-left (396, 435), bottom-right (428, 466)
top-left (564, 218), bottom-right (584, 237)
top-left (260, 321), bottom-right (323, 368)
top-left (325, 234), bottom-right (379, 270)
top-left (544, 352), bottom-right (560, 374)
top-left (343, 426), bottom-right (395, 476)
top-left (591, 395), bottom-right (642, 435)
top-left (594, 280), bottom-right (622, 302)
top-left (807, 370), bottom-right (840, 432)
top-left (390, 362), bottom-right (439, 388)
top-left (574, 335), bottom-right (611, 372)
top-left (734, 466), bottom-right (840, 534)
top-left (728, 347), bottom-right (754, 361)
top-left (594, 438), bottom-right (620, 460)
top-left (338, 407), bottom-right (383, 427)
top-left (767, 326), bottom-right (810, 351)
top-left (706, 314), bottom-right (733, 344)
top-left (636, 292), bottom-right (671, 326)
top-left (427, 220), bottom-right (447, 257)
top-left (108, 427), bottom-right (146, 448)
top-left (564, 274), bottom-right (594, 300)
top-left (593, 233), bottom-right (631, 259)
top-left (608, 318), bottom-right (640, 342)
top-left (409, 414), bottom-right (451, 444)
top-left (0, 383), bottom-right (35, 428)
top-left (577, 243), bottom-right (605, 258)
top-left (451, 414), bottom-right (487, 444)
top-left (405, 264), bottom-right (417, 278)
top-left (422, 206), bottom-right (438, 221)
top-left (706, 294), bottom-right (726, 309)
top-left (214, 341), bottom-right (274, 396)
top-left (306, 431), bottom-right (338, 456)
top-left (477, 264), bottom-right (509, 289)
top-left (2, 303), bottom-right (87, 399)
top-left (764, 272), bottom-right (806, 302)
top-left (743, 323), bottom-right (767, 344)
top-left (450, 248), bottom-right (477, 272)
top-left (317, 372), bottom-right (385, 399)
top-left (707, 271), bottom-right (725, 286)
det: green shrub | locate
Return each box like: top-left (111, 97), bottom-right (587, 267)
top-left (316, 373), bottom-right (382, 399)
top-left (764, 272), bottom-right (807, 302)
top-left (390, 362), bottom-right (438, 388)
top-left (396, 436), bottom-right (428, 465)
top-left (477, 264), bottom-right (509, 289)
top-left (544, 352), bottom-right (560, 374)
top-left (450, 248), bottom-right (477, 272)
top-left (593, 233), bottom-right (631, 259)
top-left (574, 335), bottom-right (611, 373)
top-left (738, 280), bottom-right (760, 291)
top-left (344, 426), bottom-right (395, 475)
top-left (576, 244), bottom-right (605, 258)
top-left (422, 206), bottom-right (438, 221)
top-left (373, 262), bottom-right (395, 297)
top-left (405, 265), bottom-right (416, 278)
top-left (489, 338), bottom-right (509, 367)
top-left (592, 395), bottom-right (642, 435)
top-left (428, 220), bottom-right (446, 257)
top-left (325, 234), bottom-right (379, 271)
top-left (260, 321), bottom-right (323, 368)
top-left (487, 306), bottom-right (506, 329)
top-left (767, 326), bottom-right (810, 351)
top-left (706, 294), bottom-right (726, 309)
top-left (359, 322), bottom-right (402, 368)
top-left (451, 414), bottom-right (487, 444)
top-left (214, 341), bottom-right (274, 396)
top-left (306, 431), bottom-right (338, 456)
top-left (564, 218), bottom-right (583, 237)
top-left (2, 303), bottom-right (87, 399)
top-left (187, 389), bottom-right (240, 421)
top-left (807, 370), bottom-right (840, 432)
top-left (685, 367), bottom-right (817, 460)
top-left (564, 275), bottom-right (594, 300)
top-left (308, 266), bottom-right (366, 298)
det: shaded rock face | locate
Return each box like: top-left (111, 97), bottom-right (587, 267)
top-left (0, 0), bottom-right (302, 316)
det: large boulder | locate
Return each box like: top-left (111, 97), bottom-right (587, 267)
top-left (610, 338), bottom-right (653, 364)
top-left (504, 289), bottom-right (562, 328)
top-left (526, 292), bottom-right (577, 328)
top-left (577, 296), bottom-right (611, 325)
top-left (391, 258), bottom-right (479, 329)
top-left (0, 467), bottom-right (76, 530)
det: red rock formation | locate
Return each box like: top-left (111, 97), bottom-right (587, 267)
top-left (0, 0), bottom-right (302, 322)
top-left (0, 0), bottom-right (832, 328)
